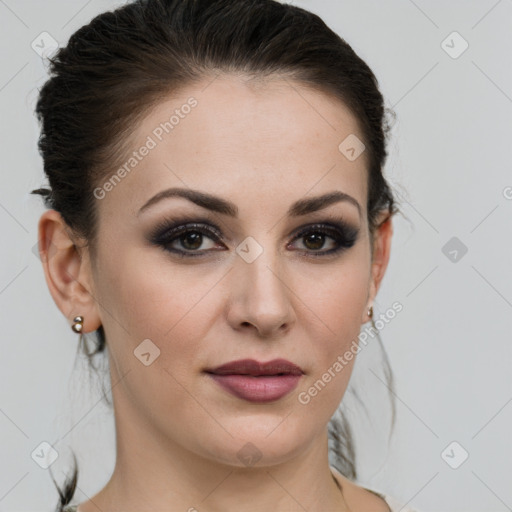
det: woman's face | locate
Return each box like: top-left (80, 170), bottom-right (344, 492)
top-left (77, 75), bottom-right (390, 467)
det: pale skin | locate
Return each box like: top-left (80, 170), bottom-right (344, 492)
top-left (38, 74), bottom-right (393, 512)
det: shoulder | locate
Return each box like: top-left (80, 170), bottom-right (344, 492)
top-left (331, 467), bottom-right (420, 512)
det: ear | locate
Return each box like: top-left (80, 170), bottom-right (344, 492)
top-left (36, 209), bottom-right (102, 333)
top-left (361, 212), bottom-right (393, 323)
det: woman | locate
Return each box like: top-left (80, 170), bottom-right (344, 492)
top-left (32, 0), bottom-right (417, 510)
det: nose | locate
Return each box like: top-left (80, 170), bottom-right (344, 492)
top-left (226, 242), bottom-right (296, 338)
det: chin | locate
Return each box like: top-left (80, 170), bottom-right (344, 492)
top-left (195, 420), bottom-right (314, 469)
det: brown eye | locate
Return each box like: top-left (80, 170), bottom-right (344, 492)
top-left (288, 222), bottom-right (359, 257)
top-left (149, 220), bottom-right (225, 258)
top-left (179, 231), bottom-right (205, 251)
top-left (302, 232), bottom-right (332, 251)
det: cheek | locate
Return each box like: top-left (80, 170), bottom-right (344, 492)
top-left (96, 248), bottom-right (221, 374)
top-left (94, 251), bottom-right (215, 421)
top-left (296, 251), bottom-right (370, 339)
top-left (98, 243), bottom-right (196, 330)
top-left (292, 253), bottom-right (370, 403)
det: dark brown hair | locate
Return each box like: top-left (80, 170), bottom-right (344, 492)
top-left (31, 0), bottom-right (398, 509)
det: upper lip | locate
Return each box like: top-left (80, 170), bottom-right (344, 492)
top-left (206, 358), bottom-right (304, 376)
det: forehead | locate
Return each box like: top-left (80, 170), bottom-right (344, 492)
top-left (96, 74), bottom-right (369, 222)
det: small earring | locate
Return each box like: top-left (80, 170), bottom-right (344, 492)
top-left (71, 315), bottom-right (84, 333)
top-left (367, 306), bottom-right (373, 319)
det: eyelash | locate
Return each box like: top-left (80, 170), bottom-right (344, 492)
top-left (148, 216), bottom-right (359, 259)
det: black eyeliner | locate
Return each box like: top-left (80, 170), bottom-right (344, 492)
top-left (147, 213), bottom-right (360, 258)
top-left (289, 217), bottom-right (359, 258)
top-left (148, 215), bottom-right (224, 242)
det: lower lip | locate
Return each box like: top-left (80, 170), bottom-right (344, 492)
top-left (207, 373), bottom-right (302, 403)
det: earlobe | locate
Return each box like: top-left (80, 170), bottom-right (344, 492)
top-left (37, 209), bottom-right (102, 333)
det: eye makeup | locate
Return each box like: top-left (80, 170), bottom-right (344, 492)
top-left (146, 213), bottom-right (360, 260)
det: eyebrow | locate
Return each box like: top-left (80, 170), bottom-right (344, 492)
top-left (137, 187), bottom-right (362, 219)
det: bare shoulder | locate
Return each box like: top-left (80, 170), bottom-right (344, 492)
top-left (331, 468), bottom-right (391, 512)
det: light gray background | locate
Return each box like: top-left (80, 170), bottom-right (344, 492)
top-left (1, 1), bottom-right (511, 511)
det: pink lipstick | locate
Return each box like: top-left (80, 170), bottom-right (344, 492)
top-left (205, 358), bottom-right (303, 403)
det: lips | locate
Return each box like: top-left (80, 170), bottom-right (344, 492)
top-left (207, 358), bottom-right (304, 376)
top-left (205, 358), bottom-right (304, 403)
